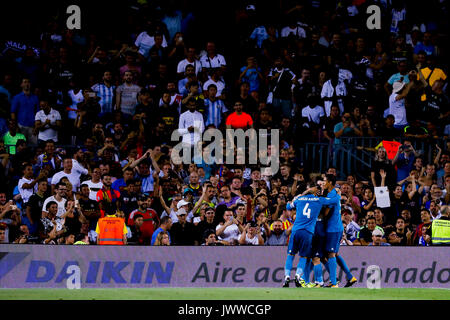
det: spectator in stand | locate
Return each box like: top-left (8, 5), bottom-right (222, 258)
top-left (265, 219), bottom-right (290, 245)
top-left (225, 101), bottom-right (253, 130)
top-left (216, 208), bottom-right (243, 245)
top-left (10, 78), bottom-right (39, 146)
top-left (116, 71), bottom-right (141, 117)
top-left (239, 221), bottom-right (264, 245)
top-left (368, 228), bottom-right (391, 246)
top-left (170, 208), bottom-right (197, 245)
top-left (376, 114), bottom-right (402, 139)
top-left (204, 84), bottom-right (228, 128)
top-left (333, 112), bottom-right (362, 145)
top-left (392, 139), bottom-right (421, 183)
top-left (354, 216), bottom-right (385, 246)
top-left (200, 41), bottom-right (227, 79)
top-left (33, 96), bottom-right (62, 145)
top-left (371, 147), bottom-right (397, 188)
top-left (153, 230), bottom-right (171, 246)
top-left (91, 70), bottom-right (116, 116)
top-left (51, 157), bottom-right (81, 193)
top-left (2, 119), bottom-right (26, 155)
top-left (151, 216), bottom-right (172, 245)
top-left (267, 57), bottom-right (296, 121)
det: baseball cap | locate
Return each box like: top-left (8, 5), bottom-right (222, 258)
top-left (372, 229), bottom-right (384, 237)
top-left (177, 199), bottom-right (190, 209)
top-left (392, 81), bottom-right (406, 94)
top-left (177, 208), bottom-right (187, 216)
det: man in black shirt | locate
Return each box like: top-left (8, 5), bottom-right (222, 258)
top-left (170, 208), bottom-right (197, 245)
top-left (376, 115), bottom-right (402, 139)
top-left (195, 207), bottom-right (217, 244)
top-left (322, 105), bottom-right (341, 141)
top-left (120, 179), bottom-right (140, 219)
top-left (25, 180), bottom-right (48, 236)
top-left (78, 184), bottom-right (100, 233)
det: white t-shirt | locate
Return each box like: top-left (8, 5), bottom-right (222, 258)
top-left (200, 54), bottom-right (227, 69)
top-left (388, 93), bottom-right (408, 126)
top-left (67, 89), bottom-right (84, 120)
top-left (34, 108), bottom-right (62, 142)
top-left (84, 180), bottom-right (103, 201)
top-left (177, 59), bottom-right (202, 75)
top-left (134, 32), bottom-right (168, 58)
top-left (302, 105), bottom-right (325, 125)
top-left (216, 223), bottom-right (240, 243)
top-left (42, 196), bottom-right (67, 218)
top-left (71, 159), bottom-right (89, 178)
top-left (18, 177), bottom-right (37, 203)
top-left (51, 170), bottom-right (81, 192)
top-left (281, 26), bottom-right (306, 38)
top-left (242, 233), bottom-right (260, 245)
top-left (321, 80), bottom-right (347, 116)
top-left (160, 208), bottom-right (179, 224)
top-left (203, 79), bottom-right (225, 97)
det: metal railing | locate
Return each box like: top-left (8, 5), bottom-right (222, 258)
top-left (302, 136), bottom-right (447, 180)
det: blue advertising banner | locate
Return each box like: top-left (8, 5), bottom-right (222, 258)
top-left (0, 245), bottom-right (449, 288)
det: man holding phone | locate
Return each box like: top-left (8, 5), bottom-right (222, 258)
top-left (333, 112), bottom-right (362, 144)
top-left (393, 139), bottom-right (421, 183)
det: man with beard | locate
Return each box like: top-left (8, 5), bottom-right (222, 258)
top-left (128, 194), bottom-right (160, 245)
top-left (91, 70), bottom-right (116, 116)
top-left (266, 219), bottom-right (290, 245)
top-left (96, 173), bottom-right (121, 218)
top-left (116, 71), bottom-right (141, 117)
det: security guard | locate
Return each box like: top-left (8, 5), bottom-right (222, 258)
top-left (95, 204), bottom-right (128, 245)
top-left (431, 205), bottom-right (450, 246)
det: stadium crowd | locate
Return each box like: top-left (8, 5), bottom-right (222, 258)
top-left (0, 0), bottom-right (449, 246)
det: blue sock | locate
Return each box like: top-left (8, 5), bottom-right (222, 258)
top-left (313, 264), bottom-right (324, 284)
top-left (296, 257), bottom-right (307, 279)
top-left (285, 255), bottom-right (295, 278)
top-left (328, 257), bottom-right (337, 285)
top-left (336, 255), bottom-right (353, 280)
top-left (303, 259), bottom-right (312, 283)
top-left (324, 260), bottom-right (330, 275)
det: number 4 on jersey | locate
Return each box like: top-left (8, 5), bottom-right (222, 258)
top-left (303, 203), bottom-right (311, 219)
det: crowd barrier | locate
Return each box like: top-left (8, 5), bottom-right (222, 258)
top-left (0, 245), bottom-right (449, 289)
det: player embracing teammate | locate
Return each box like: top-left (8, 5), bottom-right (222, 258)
top-left (283, 174), bottom-right (357, 288)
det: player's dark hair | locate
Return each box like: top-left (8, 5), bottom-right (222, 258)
top-left (325, 174), bottom-right (336, 186)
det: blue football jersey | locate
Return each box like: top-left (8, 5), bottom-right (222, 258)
top-left (319, 189), bottom-right (344, 233)
top-left (287, 193), bottom-right (323, 234)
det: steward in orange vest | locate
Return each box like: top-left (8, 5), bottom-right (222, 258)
top-left (96, 213), bottom-right (128, 245)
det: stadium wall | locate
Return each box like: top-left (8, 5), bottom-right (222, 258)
top-left (0, 245), bottom-right (449, 289)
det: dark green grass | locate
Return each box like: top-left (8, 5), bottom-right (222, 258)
top-left (0, 288), bottom-right (448, 300)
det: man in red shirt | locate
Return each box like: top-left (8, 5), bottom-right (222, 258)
top-left (225, 101), bottom-right (253, 130)
top-left (96, 173), bottom-right (121, 218)
top-left (128, 194), bottom-right (160, 244)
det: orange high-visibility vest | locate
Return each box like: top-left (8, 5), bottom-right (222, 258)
top-left (97, 216), bottom-right (125, 245)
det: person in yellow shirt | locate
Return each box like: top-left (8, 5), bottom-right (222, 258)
top-left (417, 55), bottom-right (447, 101)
